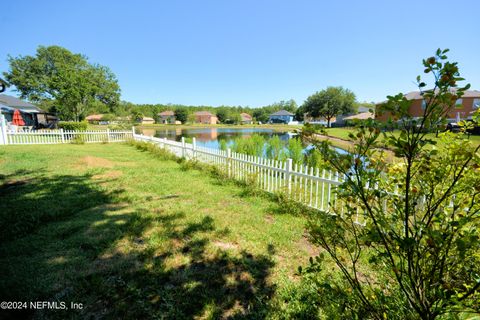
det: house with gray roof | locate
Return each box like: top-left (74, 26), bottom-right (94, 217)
top-left (268, 110), bottom-right (295, 124)
top-left (0, 94), bottom-right (57, 128)
top-left (0, 94), bottom-right (44, 113)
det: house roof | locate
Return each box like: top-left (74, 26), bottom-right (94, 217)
top-left (85, 114), bottom-right (104, 121)
top-left (343, 112), bottom-right (375, 120)
top-left (195, 111), bottom-right (214, 116)
top-left (270, 110), bottom-right (294, 116)
top-left (142, 117), bottom-right (154, 121)
top-left (378, 89), bottom-right (480, 104)
top-left (405, 89), bottom-right (480, 100)
top-left (0, 94), bottom-right (44, 112)
top-left (158, 110), bottom-right (175, 116)
top-left (240, 112), bottom-right (252, 120)
top-left (357, 105), bottom-right (372, 113)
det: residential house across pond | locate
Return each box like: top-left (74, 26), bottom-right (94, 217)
top-left (375, 89), bottom-right (480, 122)
top-left (195, 111), bottom-right (218, 124)
top-left (158, 110), bottom-right (176, 124)
top-left (268, 110), bottom-right (295, 124)
top-left (240, 113), bottom-right (253, 124)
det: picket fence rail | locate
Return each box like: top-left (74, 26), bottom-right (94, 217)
top-left (0, 128), bottom-right (134, 145)
top-left (0, 119), bottom-right (363, 220)
top-left (132, 133), bottom-right (355, 218)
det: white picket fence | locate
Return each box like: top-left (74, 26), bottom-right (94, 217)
top-left (0, 123), bottom-right (368, 219)
top-left (133, 133), bottom-right (349, 215)
top-left (0, 128), bottom-right (134, 145)
top-left (0, 114), bottom-right (353, 217)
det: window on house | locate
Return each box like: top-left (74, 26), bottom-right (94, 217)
top-left (473, 99), bottom-right (480, 109)
top-left (455, 99), bottom-right (463, 109)
top-left (421, 99), bottom-right (427, 110)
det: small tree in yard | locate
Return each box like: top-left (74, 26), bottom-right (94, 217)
top-left (302, 86), bottom-right (355, 127)
top-left (303, 49), bottom-right (480, 319)
top-left (4, 46), bottom-right (120, 121)
top-left (175, 108), bottom-right (188, 124)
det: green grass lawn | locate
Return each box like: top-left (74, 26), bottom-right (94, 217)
top-left (0, 143), bottom-right (315, 319)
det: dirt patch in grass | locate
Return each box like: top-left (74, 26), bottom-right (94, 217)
top-left (76, 156), bottom-right (115, 168)
top-left (298, 234), bottom-right (320, 257)
top-left (264, 214), bottom-right (275, 224)
top-left (212, 241), bottom-right (238, 250)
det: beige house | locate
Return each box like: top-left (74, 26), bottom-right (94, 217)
top-left (194, 111), bottom-right (218, 124)
top-left (85, 114), bottom-right (104, 123)
top-left (158, 110), bottom-right (176, 124)
top-left (240, 113), bottom-right (253, 124)
top-left (139, 116), bottom-right (155, 124)
top-left (343, 112), bottom-right (374, 121)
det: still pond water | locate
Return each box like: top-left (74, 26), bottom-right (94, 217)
top-left (139, 127), bottom-right (349, 155)
top-left (139, 127), bottom-right (293, 149)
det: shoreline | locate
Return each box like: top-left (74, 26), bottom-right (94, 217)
top-left (312, 133), bottom-right (398, 162)
top-left (135, 123), bottom-right (302, 132)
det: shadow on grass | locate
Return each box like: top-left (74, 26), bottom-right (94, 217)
top-left (65, 212), bottom-right (276, 319)
top-left (0, 170), bottom-right (123, 242)
top-left (0, 171), bottom-right (276, 319)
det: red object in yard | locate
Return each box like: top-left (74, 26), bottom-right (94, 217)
top-left (12, 109), bottom-right (25, 126)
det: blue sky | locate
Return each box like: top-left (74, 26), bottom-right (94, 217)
top-left (1, 0), bottom-right (479, 107)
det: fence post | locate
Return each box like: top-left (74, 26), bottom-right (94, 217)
top-left (286, 158), bottom-right (292, 195)
top-left (131, 126), bottom-right (135, 139)
top-left (0, 114), bottom-right (7, 145)
top-left (226, 148), bottom-right (232, 177)
top-left (107, 128), bottom-right (111, 142)
top-left (192, 137), bottom-right (197, 159)
top-left (60, 128), bottom-right (65, 143)
top-left (181, 137), bottom-right (186, 158)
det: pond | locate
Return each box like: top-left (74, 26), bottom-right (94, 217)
top-left (139, 127), bottom-right (294, 149)
top-left (138, 127), bottom-right (349, 157)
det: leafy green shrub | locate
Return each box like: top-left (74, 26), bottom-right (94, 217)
top-left (183, 137), bottom-right (193, 144)
top-left (126, 140), bottom-right (176, 161)
top-left (303, 122), bottom-right (325, 134)
top-left (273, 190), bottom-right (314, 216)
top-left (109, 123), bottom-right (132, 130)
top-left (308, 49), bottom-right (480, 319)
top-left (58, 121), bottom-right (88, 131)
top-left (287, 138), bottom-right (304, 165)
top-left (178, 158), bottom-right (198, 171)
top-left (71, 134), bottom-right (85, 144)
top-left (231, 134), bottom-right (265, 156)
top-left (219, 139), bottom-right (228, 151)
top-left (305, 148), bottom-right (326, 169)
top-left (266, 135), bottom-right (285, 160)
top-left (271, 276), bottom-right (322, 319)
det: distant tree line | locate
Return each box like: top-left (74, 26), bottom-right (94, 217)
top-left (114, 99), bottom-right (299, 124)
